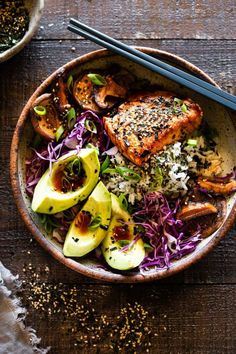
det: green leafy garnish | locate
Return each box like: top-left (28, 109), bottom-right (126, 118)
top-left (144, 243), bottom-right (153, 253)
top-left (55, 126), bottom-right (64, 141)
top-left (115, 166), bottom-right (141, 181)
top-left (39, 214), bottom-right (60, 234)
top-left (187, 139), bottom-right (198, 147)
top-left (101, 156), bottom-right (110, 174)
top-left (102, 165), bottom-right (141, 182)
top-left (173, 98), bottom-right (188, 113)
top-left (89, 215), bottom-right (102, 230)
top-left (33, 105), bottom-right (47, 116)
top-left (118, 240), bottom-right (130, 247)
top-left (84, 119), bottom-right (97, 134)
top-left (87, 73), bottom-right (107, 86)
top-left (118, 193), bottom-right (128, 211)
top-left (67, 107), bottom-right (76, 129)
top-left (67, 75), bottom-right (73, 92)
top-left (181, 103), bottom-right (188, 112)
top-left (65, 158), bottom-right (81, 178)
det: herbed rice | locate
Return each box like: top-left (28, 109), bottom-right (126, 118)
top-left (102, 135), bottom-right (222, 204)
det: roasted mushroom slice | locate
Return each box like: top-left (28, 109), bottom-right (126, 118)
top-left (31, 93), bottom-right (62, 141)
top-left (52, 76), bottom-right (71, 114)
top-left (177, 202), bottom-right (217, 221)
top-left (94, 75), bottom-right (127, 109)
top-left (180, 188), bottom-right (227, 238)
top-left (198, 177), bottom-right (236, 195)
top-left (73, 74), bottom-right (102, 113)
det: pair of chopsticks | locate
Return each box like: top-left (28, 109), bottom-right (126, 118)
top-left (68, 19), bottom-right (236, 111)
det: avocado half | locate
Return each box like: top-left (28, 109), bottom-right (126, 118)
top-left (63, 181), bottom-right (111, 257)
top-left (101, 194), bottom-right (145, 270)
top-left (31, 148), bottom-right (100, 214)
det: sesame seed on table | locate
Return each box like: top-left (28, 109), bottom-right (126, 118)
top-left (0, 0), bottom-right (236, 353)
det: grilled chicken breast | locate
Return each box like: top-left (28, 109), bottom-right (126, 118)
top-left (103, 91), bottom-right (203, 165)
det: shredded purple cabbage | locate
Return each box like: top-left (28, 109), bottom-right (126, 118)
top-left (26, 110), bottom-right (110, 195)
top-left (133, 192), bottom-right (201, 271)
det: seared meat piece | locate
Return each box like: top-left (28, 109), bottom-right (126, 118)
top-left (103, 91), bottom-right (203, 166)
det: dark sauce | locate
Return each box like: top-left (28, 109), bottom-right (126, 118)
top-left (113, 222), bottom-right (131, 241)
top-left (74, 211), bottom-right (91, 234)
top-left (52, 163), bottom-right (85, 193)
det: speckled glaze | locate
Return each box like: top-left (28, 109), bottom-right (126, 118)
top-left (0, 0), bottom-right (44, 63)
top-left (10, 48), bottom-right (236, 283)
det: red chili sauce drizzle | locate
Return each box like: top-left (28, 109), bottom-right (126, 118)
top-left (74, 211), bottom-right (91, 234)
top-left (113, 221), bottom-right (131, 241)
top-left (52, 164), bottom-right (85, 193)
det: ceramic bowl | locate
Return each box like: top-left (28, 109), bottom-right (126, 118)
top-left (0, 0), bottom-right (44, 63)
top-left (10, 48), bottom-right (236, 282)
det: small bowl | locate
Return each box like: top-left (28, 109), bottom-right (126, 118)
top-left (10, 48), bottom-right (236, 283)
top-left (0, 0), bottom-right (44, 63)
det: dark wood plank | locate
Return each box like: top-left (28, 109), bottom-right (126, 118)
top-left (20, 282), bottom-right (236, 354)
top-left (35, 0), bottom-right (236, 40)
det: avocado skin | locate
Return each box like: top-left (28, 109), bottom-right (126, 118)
top-left (102, 194), bottom-right (145, 271)
top-left (31, 149), bottom-right (100, 214)
top-left (63, 181), bottom-right (111, 257)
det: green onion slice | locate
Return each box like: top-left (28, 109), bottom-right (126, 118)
top-left (115, 166), bottom-right (141, 181)
top-left (87, 73), bottom-right (107, 86)
top-left (118, 240), bottom-right (130, 247)
top-left (84, 119), bottom-right (97, 134)
top-left (55, 126), bottom-right (64, 141)
top-left (118, 193), bottom-right (128, 211)
top-left (101, 156), bottom-right (110, 174)
top-left (181, 103), bottom-right (188, 112)
top-left (33, 105), bottom-right (47, 116)
top-left (89, 214), bottom-right (102, 230)
top-left (67, 107), bottom-right (76, 129)
top-left (187, 139), bottom-right (198, 147)
top-left (102, 168), bottom-right (117, 175)
top-left (144, 243), bottom-right (153, 253)
top-left (67, 75), bottom-right (73, 92)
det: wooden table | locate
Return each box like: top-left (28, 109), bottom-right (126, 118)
top-left (1, 1), bottom-right (236, 353)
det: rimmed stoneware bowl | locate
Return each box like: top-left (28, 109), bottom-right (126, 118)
top-left (0, 0), bottom-right (44, 63)
top-left (10, 47), bottom-right (236, 283)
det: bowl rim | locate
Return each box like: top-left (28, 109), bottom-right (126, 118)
top-left (10, 47), bottom-right (236, 283)
top-left (0, 0), bottom-right (44, 63)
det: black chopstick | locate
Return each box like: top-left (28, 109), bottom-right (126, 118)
top-left (68, 20), bottom-right (236, 111)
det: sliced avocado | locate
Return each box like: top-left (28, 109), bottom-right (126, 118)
top-left (31, 149), bottom-right (100, 214)
top-left (101, 194), bottom-right (145, 270)
top-left (63, 181), bottom-right (111, 257)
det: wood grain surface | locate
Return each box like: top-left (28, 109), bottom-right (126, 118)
top-left (0, 0), bottom-right (236, 353)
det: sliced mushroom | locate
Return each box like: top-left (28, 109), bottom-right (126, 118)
top-left (52, 76), bottom-right (71, 114)
top-left (177, 202), bottom-right (217, 221)
top-left (198, 178), bottom-right (236, 195)
top-left (182, 188), bottom-right (227, 239)
top-left (31, 93), bottom-right (62, 141)
top-left (94, 75), bottom-right (127, 109)
top-left (73, 74), bottom-right (102, 113)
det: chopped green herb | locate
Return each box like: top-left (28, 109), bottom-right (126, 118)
top-left (187, 139), bottom-right (198, 147)
top-left (144, 243), bottom-right (153, 253)
top-left (67, 107), bottom-right (76, 129)
top-left (33, 105), bottom-right (47, 116)
top-left (84, 119), bottom-right (97, 134)
top-left (118, 193), bottom-right (128, 211)
top-left (101, 156), bottom-right (110, 173)
top-left (89, 215), bottom-right (102, 230)
top-left (102, 167), bottom-right (117, 175)
top-left (87, 73), bottom-right (107, 86)
top-left (118, 240), bottom-right (130, 247)
top-left (67, 75), bottom-right (73, 92)
top-left (55, 126), bottom-right (64, 141)
top-left (115, 166), bottom-right (141, 182)
top-left (181, 103), bottom-right (188, 112)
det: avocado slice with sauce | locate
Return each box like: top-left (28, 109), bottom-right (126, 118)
top-left (31, 149), bottom-right (100, 214)
top-left (101, 194), bottom-right (145, 270)
top-left (63, 181), bottom-right (111, 257)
